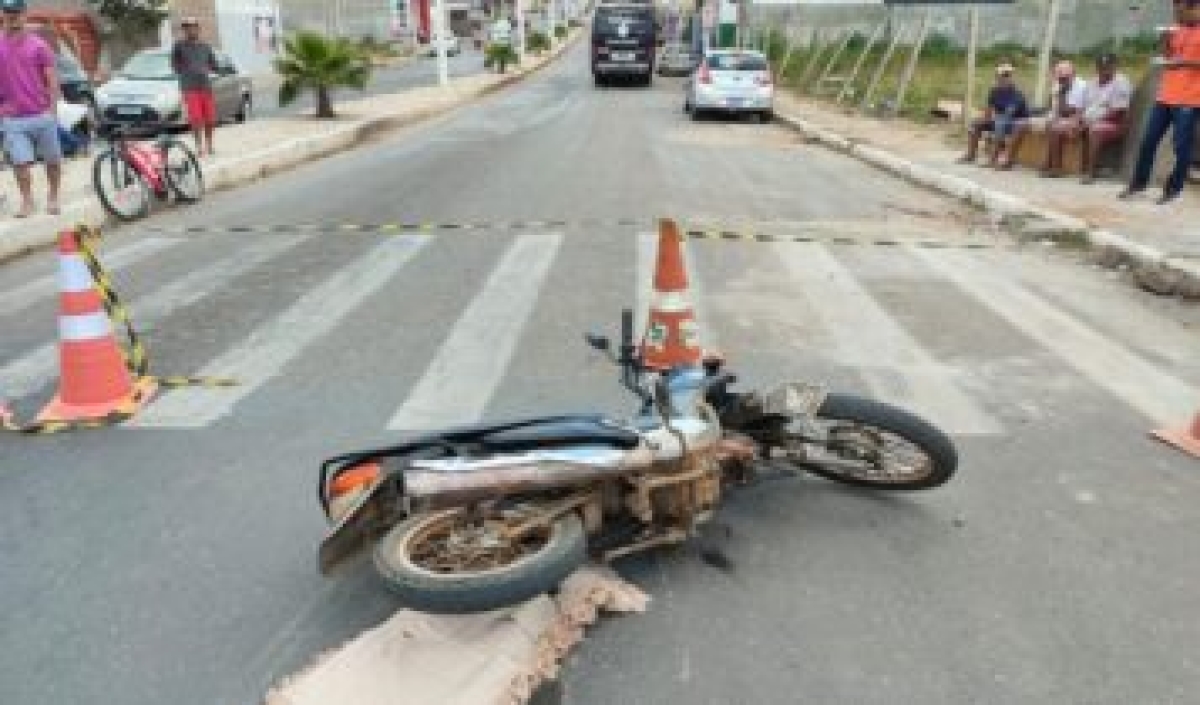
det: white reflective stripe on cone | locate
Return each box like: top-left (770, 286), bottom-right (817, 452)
top-left (58, 253), bottom-right (95, 294)
top-left (59, 311), bottom-right (113, 341)
top-left (648, 291), bottom-right (694, 312)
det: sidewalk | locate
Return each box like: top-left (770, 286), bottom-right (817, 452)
top-left (0, 32), bottom-right (581, 264)
top-left (774, 91), bottom-right (1200, 298)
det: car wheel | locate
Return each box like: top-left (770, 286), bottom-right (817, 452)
top-left (235, 94), bottom-right (252, 123)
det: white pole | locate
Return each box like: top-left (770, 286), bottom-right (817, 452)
top-left (1034, 0), bottom-right (1062, 110)
top-left (434, 0), bottom-right (449, 86)
top-left (837, 19), bottom-right (884, 105)
top-left (516, 0), bottom-right (527, 61)
top-left (892, 6), bottom-right (931, 116)
top-left (963, 6), bottom-right (979, 131)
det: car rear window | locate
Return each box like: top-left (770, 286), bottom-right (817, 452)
top-left (707, 54), bottom-right (768, 71)
top-left (594, 9), bottom-right (654, 39)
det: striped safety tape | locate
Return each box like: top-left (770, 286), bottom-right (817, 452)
top-left (144, 220), bottom-right (1001, 250)
top-left (2, 225), bottom-right (237, 436)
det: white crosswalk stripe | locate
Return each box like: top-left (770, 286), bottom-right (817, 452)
top-left (912, 247), bottom-right (1200, 427)
top-left (387, 233), bottom-right (563, 431)
top-left (775, 242), bottom-right (1005, 436)
top-left (0, 234), bottom-right (305, 405)
top-left (2, 229), bottom-right (1196, 437)
top-left (131, 236), bottom-right (431, 429)
top-left (0, 237), bottom-right (179, 317)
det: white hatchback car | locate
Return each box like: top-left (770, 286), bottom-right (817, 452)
top-left (683, 49), bottom-right (774, 122)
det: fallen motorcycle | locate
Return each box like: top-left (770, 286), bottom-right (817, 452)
top-left (316, 309), bottom-right (957, 614)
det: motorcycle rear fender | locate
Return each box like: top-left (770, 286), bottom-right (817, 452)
top-left (318, 475), bottom-right (404, 576)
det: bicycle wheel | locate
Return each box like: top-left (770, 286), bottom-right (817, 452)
top-left (92, 150), bottom-right (150, 221)
top-left (161, 139), bottom-right (204, 203)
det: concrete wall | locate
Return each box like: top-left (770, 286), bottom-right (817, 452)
top-left (746, 0), bottom-right (1173, 53)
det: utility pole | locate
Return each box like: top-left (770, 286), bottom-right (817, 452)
top-left (1034, 0), bottom-right (1062, 109)
top-left (434, 0), bottom-right (449, 86)
top-left (515, 0), bottom-right (527, 61)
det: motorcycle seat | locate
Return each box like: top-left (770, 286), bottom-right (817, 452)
top-left (475, 417), bottom-right (641, 452)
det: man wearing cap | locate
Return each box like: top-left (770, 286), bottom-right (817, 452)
top-left (170, 16), bottom-right (218, 157)
top-left (0, 0), bottom-right (63, 218)
top-left (960, 62), bottom-right (1030, 169)
top-left (1075, 53), bottom-right (1134, 183)
top-left (1030, 60), bottom-right (1089, 177)
top-left (1120, 0), bottom-right (1200, 204)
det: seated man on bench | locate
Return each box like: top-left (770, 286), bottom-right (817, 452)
top-left (1038, 55), bottom-right (1132, 182)
top-left (959, 62), bottom-right (1031, 169)
top-left (1021, 60), bottom-right (1088, 177)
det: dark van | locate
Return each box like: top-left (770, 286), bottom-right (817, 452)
top-left (591, 1), bottom-right (656, 87)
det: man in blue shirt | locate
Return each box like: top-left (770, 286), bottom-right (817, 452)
top-left (959, 62), bottom-right (1031, 168)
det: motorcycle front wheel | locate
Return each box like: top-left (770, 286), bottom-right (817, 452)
top-left (373, 505), bottom-right (587, 614)
top-left (778, 393), bottom-right (957, 491)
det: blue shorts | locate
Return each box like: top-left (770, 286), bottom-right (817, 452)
top-left (2, 113), bottom-right (63, 166)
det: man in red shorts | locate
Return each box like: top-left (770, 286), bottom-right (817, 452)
top-left (170, 16), bottom-right (218, 157)
top-left (1078, 53), bottom-right (1133, 184)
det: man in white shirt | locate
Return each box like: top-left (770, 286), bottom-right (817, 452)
top-left (1078, 53), bottom-right (1133, 183)
top-left (1038, 60), bottom-right (1090, 177)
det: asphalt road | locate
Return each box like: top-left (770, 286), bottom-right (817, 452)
top-left (3, 39), bottom-right (1200, 705)
top-left (252, 48), bottom-right (486, 119)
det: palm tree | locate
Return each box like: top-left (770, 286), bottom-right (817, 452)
top-left (274, 30), bottom-right (371, 119)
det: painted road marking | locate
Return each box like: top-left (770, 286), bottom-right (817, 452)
top-left (132, 236), bottom-right (429, 429)
top-left (0, 235), bottom-right (304, 405)
top-left (778, 242), bottom-right (1004, 436)
top-left (388, 233), bottom-right (563, 431)
top-left (912, 247), bottom-right (1200, 426)
top-left (0, 237), bottom-right (178, 317)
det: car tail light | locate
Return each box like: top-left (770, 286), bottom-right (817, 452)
top-left (698, 63), bottom-right (711, 84)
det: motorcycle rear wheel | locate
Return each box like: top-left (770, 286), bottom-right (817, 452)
top-left (778, 393), bottom-right (957, 490)
top-left (373, 505), bottom-right (587, 614)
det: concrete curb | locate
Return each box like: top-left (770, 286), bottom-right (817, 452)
top-left (775, 111), bottom-right (1200, 300)
top-left (0, 30), bottom-right (582, 265)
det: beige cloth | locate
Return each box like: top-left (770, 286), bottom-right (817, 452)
top-left (263, 564), bottom-right (649, 705)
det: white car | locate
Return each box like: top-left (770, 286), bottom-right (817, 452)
top-left (95, 48), bottom-right (253, 130)
top-left (684, 49), bottom-right (774, 122)
top-left (425, 32), bottom-right (462, 57)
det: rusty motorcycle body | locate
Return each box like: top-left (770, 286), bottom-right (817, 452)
top-left (316, 310), bottom-right (957, 614)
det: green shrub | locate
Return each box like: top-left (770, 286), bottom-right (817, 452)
top-left (484, 42), bottom-right (518, 72)
top-left (527, 31), bottom-right (551, 53)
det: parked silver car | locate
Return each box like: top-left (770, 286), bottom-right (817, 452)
top-left (657, 41), bottom-right (696, 76)
top-left (96, 48), bottom-right (253, 129)
top-left (683, 49), bottom-right (774, 122)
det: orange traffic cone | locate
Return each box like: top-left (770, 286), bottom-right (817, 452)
top-left (641, 218), bottom-right (702, 370)
top-left (36, 230), bottom-right (156, 423)
top-left (1151, 411), bottom-right (1200, 459)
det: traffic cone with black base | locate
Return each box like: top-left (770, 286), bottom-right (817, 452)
top-left (641, 218), bottom-right (702, 370)
top-left (36, 230), bottom-right (156, 423)
top-left (1151, 410), bottom-right (1200, 459)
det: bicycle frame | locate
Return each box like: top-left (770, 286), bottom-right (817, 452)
top-left (114, 137), bottom-right (167, 194)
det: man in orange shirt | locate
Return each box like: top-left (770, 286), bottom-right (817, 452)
top-left (1120, 0), bottom-right (1200, 204)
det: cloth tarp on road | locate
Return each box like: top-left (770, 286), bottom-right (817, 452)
top-left (263, 565), bottom-right (649, 705)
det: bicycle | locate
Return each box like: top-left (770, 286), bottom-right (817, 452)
top-left (92, 117), bottom-right (204, 221)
